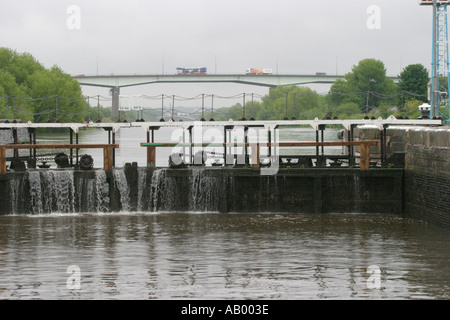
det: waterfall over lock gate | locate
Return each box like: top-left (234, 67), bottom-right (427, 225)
top-left (189, 169), bottom-right (222, 212)
top-left (36, 170), bottom-right (76, 214)
top-left (8, 170), bottom-right (112, 214)
top-left (95, 170), bottom-right (110, 213)
top-left (137, 168), bottom-right (223, 213)
top-left (3, 167), bottom-right (402, 215)
top-left (7, 168), bottom-right (225, 214)
top-left (113, 169), bottom-right (131, 212)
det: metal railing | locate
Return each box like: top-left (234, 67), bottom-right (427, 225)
top-left (0, 144), bottom-right (119, 174)
top-left (140, 141), bottom-right (378, 171)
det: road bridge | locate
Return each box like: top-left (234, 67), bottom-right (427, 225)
top-left (73, 73), bottom-right (351, 88)
top-left (73, 73), bottom-right (401, 120)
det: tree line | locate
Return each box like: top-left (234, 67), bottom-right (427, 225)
top-left (208, 59), bottom-right (439, 121)
top-left (0, 48), bottom-right (87, 122)
top-left (0, 48), bottom-right (443, 122)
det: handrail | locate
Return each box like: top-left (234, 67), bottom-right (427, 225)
top-left (140, 140), bottom-right (378, 170)
top-left (0, 144), bottom-right (119, 173)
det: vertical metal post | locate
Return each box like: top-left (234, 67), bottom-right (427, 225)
top-left (244, 126), bottom-right (249, 166)
top-left (69, 129), bottom-right (73, 166)
top-left (32, 129), bottom-right (36, 160)
top-left (112, 130), bottom-right (116, 168)
top-left (201, 94), bottom-right (205, 121)
top-left (380, 126), bottom-right (384, 167)
top-left (431, 0), bottom-right (439, 117)
top-left (272, 126), bottom-right (277, 164)
top-left (160, 94), bottom-right (165, 121)
top-left (250, 93), bottom-right (254, 120)
top-left (12, 129), bottom-right (18, 159)
top-left (241, 93), bottom-right (246, 120)
top-left (97, 95), bottom-right (101, 123)
top-left (446, 4), bottom-right (450, 120)
top-left (292, 93), bottom-right (297, 120)
top-left (348, 125), bottom-right (355, 167)
top-left (210, 94), bottom-right (214, 121)
top-left (223, 126), bottom-right (227, 165)
top-left (171, 95), bottom-right (175, 121)
top-left (183, 128), bottom-right (186, 164)
top-left (284, 93), bottom-right (288, 120)
top-left (28, 129), bottom-right (32, 159)
top-left (315, 128), bottom-right (319, 166)
top-left (75, 131), bottom-right (79, 168)
top-left (87, 96), bottom-right (91, 122)
top-left (426, 0), bottom-right (450, 120)
top-left (383, 125), bottom-right (387, 166)
top-left (189, 126), bottom-right (193, 165)
top-left (320, 125), bottom-right (325, 155)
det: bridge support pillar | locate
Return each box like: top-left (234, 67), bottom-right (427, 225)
top-left (111, 86), bottom-right (120, 121)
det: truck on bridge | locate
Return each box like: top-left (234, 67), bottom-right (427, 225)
top-left (176, 67), bottom-right (207, 75)
top-left (246, 68), bottom-right (272, 75)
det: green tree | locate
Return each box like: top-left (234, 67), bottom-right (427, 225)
top-left (403, 98), bottom-right (424, 119)
top-left (0, 47), bottom-right (88, 122)
top-left (331, 59), bottom-right (398, 113)
top-left (28, 66), bottom-right (87, 122)
top-left (398, 64), bottom-right (429, 102)
top-left (258, 86), bottom-right (324, 120)
top-left (202, 87), bottom-right (324, 121)
top-left (335, 102), bottom-right (365, 119)
top-left (221, 103), bottom-right (246, 120)
top-left (0, 69), bottom-right (33, 121)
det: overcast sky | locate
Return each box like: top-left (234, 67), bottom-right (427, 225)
top-left (0, 0), bottom-right (435, 108)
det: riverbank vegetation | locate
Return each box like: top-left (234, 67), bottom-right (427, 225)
top-left (0, 48), bottom-right (87, 122)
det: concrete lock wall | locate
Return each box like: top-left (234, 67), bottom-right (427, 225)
top-left (403, 128), bottom-right (450, 229)
top-left (355, 126), bottom-right (450, 229)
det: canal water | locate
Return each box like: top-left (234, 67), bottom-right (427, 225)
top-left (0, 127), bottom-right (449, 300)
top-left (0, 213), bottom-right (449, 299)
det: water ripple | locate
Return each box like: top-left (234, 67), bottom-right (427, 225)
top-left (0, 213), bottom-right (448, 299)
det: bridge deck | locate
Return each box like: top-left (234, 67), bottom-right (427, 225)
top-left (73, 74), bottom-right (400, 88)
